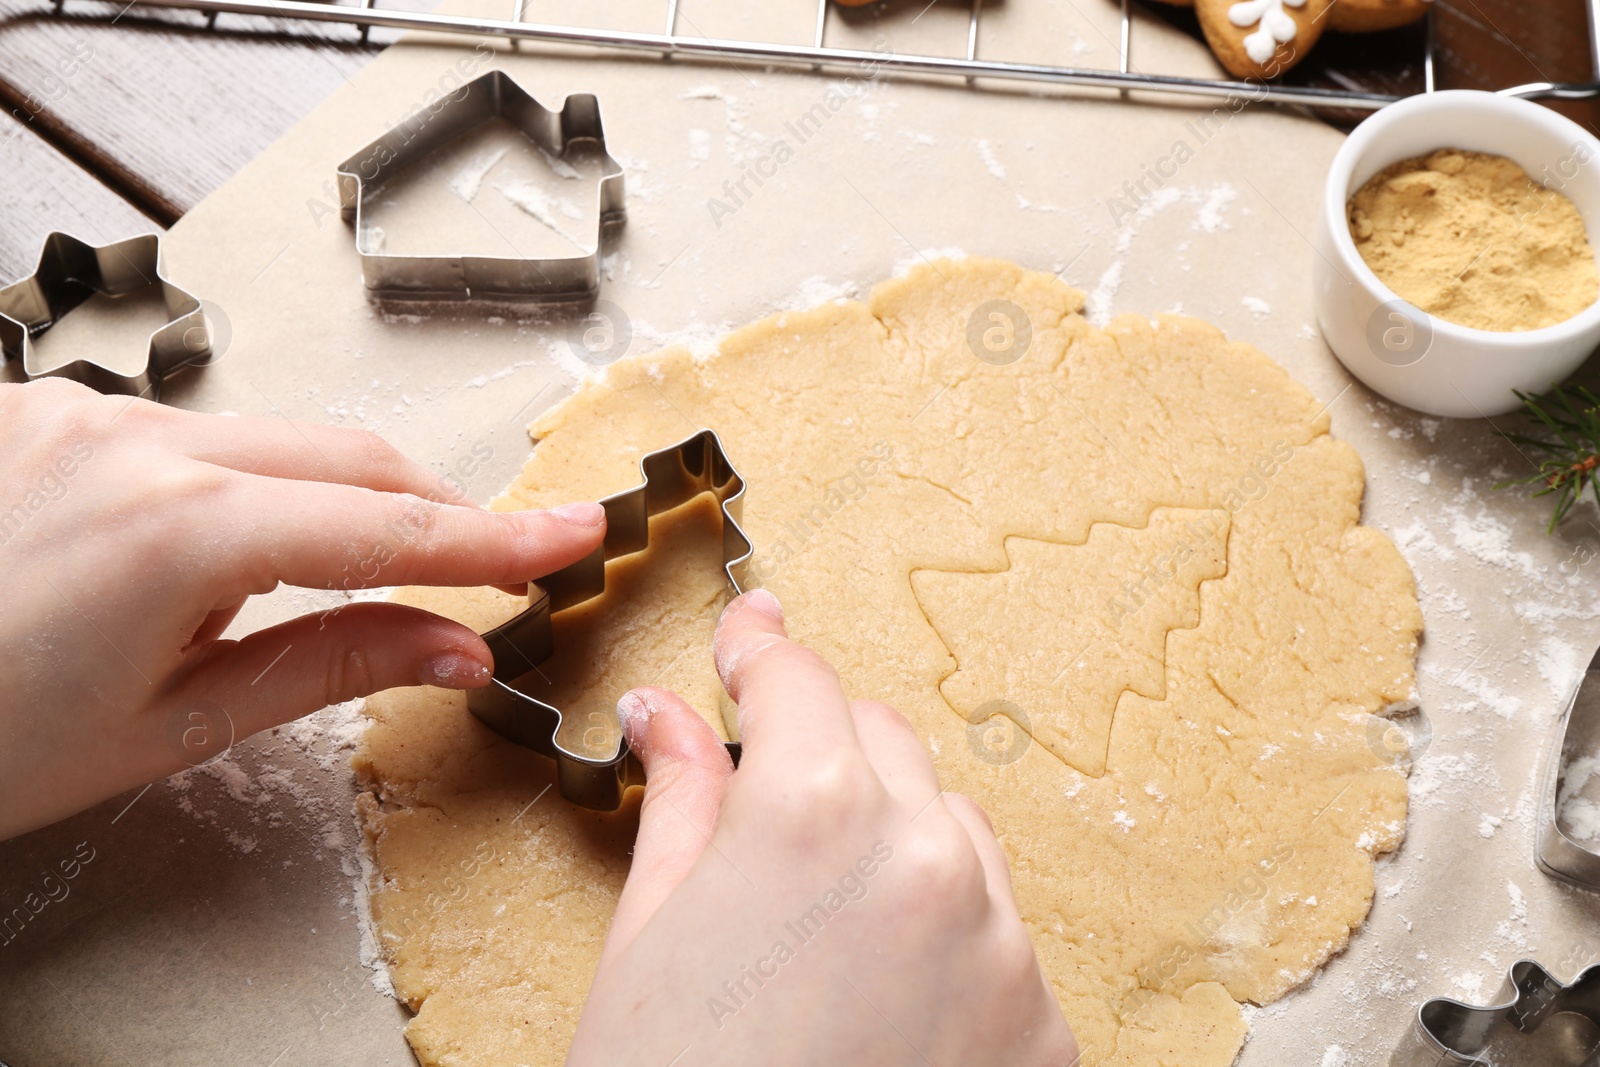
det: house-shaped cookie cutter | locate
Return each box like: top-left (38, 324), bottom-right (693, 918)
top-left (469, 430), bottom-right (750, 810)
top-left (335, 71), bottom-right (625, 301)
top-left (1390, 959), bottom-right (1600, 1065)
top-left (1537, 645), bottom-right (1600, 889)
top-left (0, 231), bottom-right (211, 398)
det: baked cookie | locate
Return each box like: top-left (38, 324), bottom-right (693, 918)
top-left (1327, 0), bottom-right (1431, 33)
top-left (1195, 0), bottom-right (1333, 79)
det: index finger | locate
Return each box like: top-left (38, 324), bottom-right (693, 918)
top-left (712, 591), bottom-right (862, 769)
top-left (220, 472), bottom-right (607, 593)
top-left (128, 401), bottom-right (471, 503)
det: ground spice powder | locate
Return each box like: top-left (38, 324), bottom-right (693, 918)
top-left (1349, 148), bottom-right (1598, 332)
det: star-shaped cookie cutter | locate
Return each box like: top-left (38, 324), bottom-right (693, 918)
top-left (0, 232), bottom-right (211, 398)
top-left (1537, 644), bottom-right (1600, 889)
top-left (1390, 959), bottom-right (1600, 1065)
top-left (335, 71), bottom-right (625, 302)
top-left (468, 430), bottom-right (750, 810)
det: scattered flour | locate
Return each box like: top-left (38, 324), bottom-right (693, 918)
top-left (446, 144), bottom-right (509, 203)
top-left (172, 695), bottom-right (397, 997)
top-left (1016, 193), bottom-right (1067, 214)
top-left (608, 150), bottom-right (659, 204)
top-left (1492, 880), bottom-right (1530, 951)
top-left (894, 247), bottom-right (967, 279)
top-left (463, 359), bottom-right (538, 390)
top-left (495, 180), bottom-right (584, 244)
top-left (1563, 796), bottom-right (1600, 840)
top-left (1536, 636), bottom-right (1580, 694)
top-left (1408, 750), bottom-right (1498, 807)
top-left (1086, 259), bottom-right (1125, 328)
top-left (975, 138), bottom-right (1007, 180)
top-left (537, 147), bottom-right (582, 181)
top-left (782, 274), bottom-right (862, 310)
top-left (627, 315), bottom-right (730, 362)
top-left (1194, 183), bottom-right (1238, 234)
top-left (1391, 519), bottom-right (1455, 566)
top-left (1089, 183), bottom-right (1237, 325)
top-left (1319, 1046), bottom-right (1349, 1067)
top-left (1445, 507), bottom-right (1538, 577)
top-left (1241, 296), bottom-right (1271, 317)
top-left (688, 128), bottom-right (711, 163)
top-left (162, 694), bottom-right (392, 996)
top-left (1558, 750), bottom-right (1600, 840)
top-left (1451, 970), bottom-right (1486, 1000)
top-left (354, 818), bottom-right (396, 997)
top-left (1422, 659), bottom-right (1522, 721)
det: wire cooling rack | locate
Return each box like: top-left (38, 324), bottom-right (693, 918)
top-left (48, 0), bottom-right (1600, 110)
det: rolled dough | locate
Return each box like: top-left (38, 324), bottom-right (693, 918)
top-left (355, 257), bottom-right (1421, 1066)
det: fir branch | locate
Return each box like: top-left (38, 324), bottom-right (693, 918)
top-left (1494, 384), bottom-right (1600, 533)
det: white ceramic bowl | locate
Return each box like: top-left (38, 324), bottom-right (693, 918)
top-left (1314, 90), bottom-right (1600, 418)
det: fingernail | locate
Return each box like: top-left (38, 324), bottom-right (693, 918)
top-left (550, 502), bottom-right (605, 527)
top-left (617, 690), bottom-right (653, 750)
top-left (742, 589), bottom-right (783, 622)
top-left (419, 652), bottom-right (492, 689)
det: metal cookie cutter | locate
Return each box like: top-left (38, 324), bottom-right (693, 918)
top-left (469, 430), bottom-right (750, 810)
top-left (0, 232), bottom-right (211, 398)
top-left (1391, 960), bottom-right (1600, 1066)
top-left (1538, 645), bottom-right (1600, 888)
top-left (335, 71), bottom-right (625, 302)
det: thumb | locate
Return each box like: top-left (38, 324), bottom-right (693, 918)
top-left (602, 685), bottom-right (734, 963)
top-left (155, 601), bottom-right (493, 758)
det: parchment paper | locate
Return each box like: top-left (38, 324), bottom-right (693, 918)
top-left (3, 1), bottom-right (1599, 1063)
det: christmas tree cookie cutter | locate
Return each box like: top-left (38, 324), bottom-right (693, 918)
top-left (335, 71), bottom-right (625, 302)
top-left (468, 430), bottom-right (749, 810)
top-left (1536, 644), bottom-right (1600, 889)
top-left (0, 231), bottom-right (212, 398)
top-left (1390, 959), bottom-right (1600, 1065)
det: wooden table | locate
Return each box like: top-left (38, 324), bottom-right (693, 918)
top-left (2, 0), bottom-right (1598, 286)
top-left (0, 0), bottom-right (401, 278)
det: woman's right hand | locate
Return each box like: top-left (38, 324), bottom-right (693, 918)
top-left (567, 590), bottom-right (1078, 1066)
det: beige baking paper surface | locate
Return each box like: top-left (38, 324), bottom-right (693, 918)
top-left (356, 257), bottom-right (1421, 1066)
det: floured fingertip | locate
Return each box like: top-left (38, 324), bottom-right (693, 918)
top-left (617, 689), bottom-right (654, 750)
top-left (742, 588), bottom-right (783, 621)
top-left (713, 592), bottom-right (786, 678)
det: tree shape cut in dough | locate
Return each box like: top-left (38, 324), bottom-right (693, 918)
top-left (911, 508), bottom-right (1230, 777)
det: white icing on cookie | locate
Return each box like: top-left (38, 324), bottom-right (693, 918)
top-left (1228, 0), bottom-right (1306, 65)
